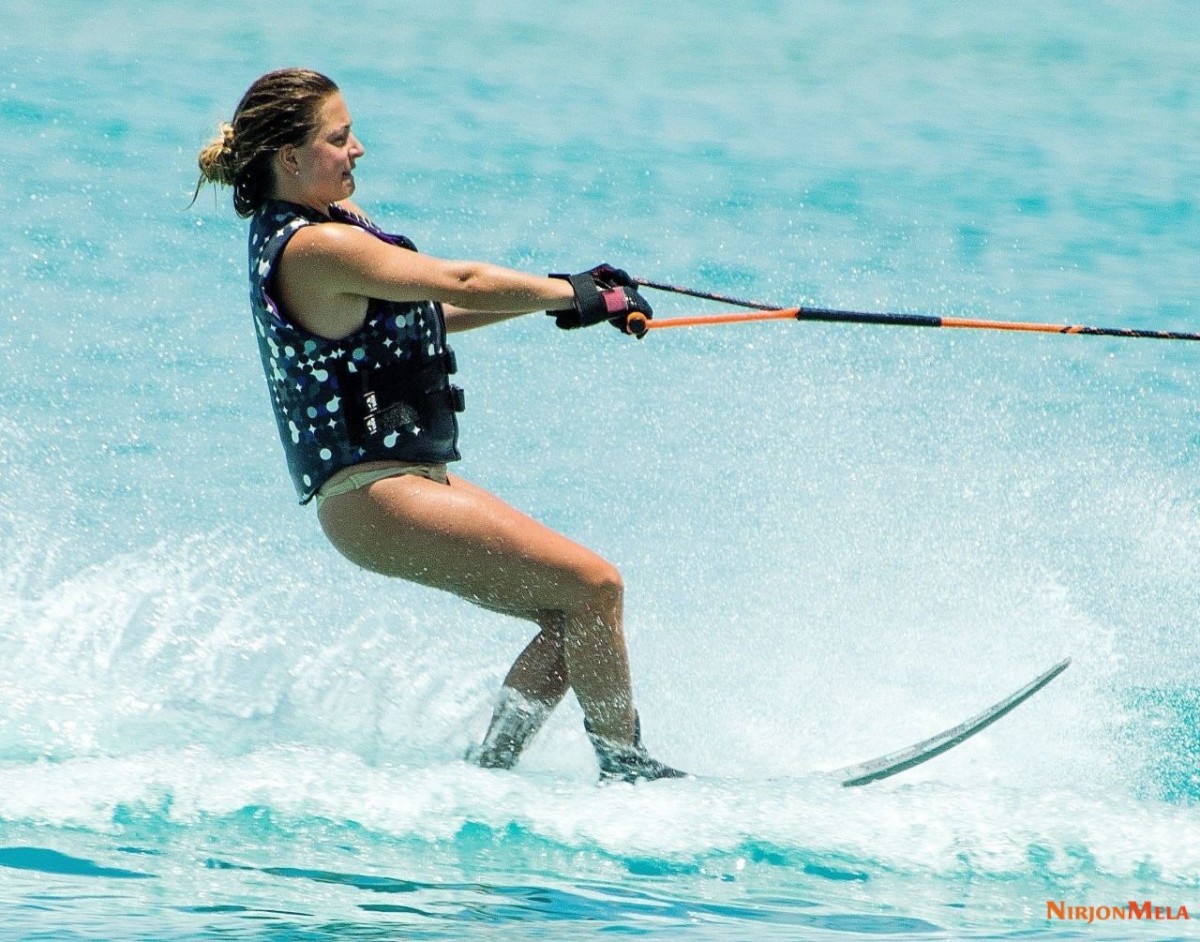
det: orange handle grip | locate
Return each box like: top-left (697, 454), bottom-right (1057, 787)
top-left (626, 312), bottom-right (650, 337)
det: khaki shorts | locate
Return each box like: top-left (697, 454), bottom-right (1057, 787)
top-left (315, 462), bottom-right (449, 510)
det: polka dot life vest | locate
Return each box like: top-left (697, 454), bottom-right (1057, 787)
top-left (248, 200), bottom-right (463, 504)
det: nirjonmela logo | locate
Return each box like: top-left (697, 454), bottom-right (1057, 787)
top-left (1047, 900), bottom-right (1190, 923)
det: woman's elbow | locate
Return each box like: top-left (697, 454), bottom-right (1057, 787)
top-left (442, 262), bottom-right (491, 307)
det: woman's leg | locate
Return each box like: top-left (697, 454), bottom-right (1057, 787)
top-left (501, 612), bottom-right (569, 706)
top-left (316, 471), bottom-right (637, 743)
top-left (469, 613), bottom-right (568, 768)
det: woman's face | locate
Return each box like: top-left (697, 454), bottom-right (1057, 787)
top-left (288, 92), bottom-right (364, 207)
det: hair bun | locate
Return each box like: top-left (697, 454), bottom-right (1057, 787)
top-left (197, 120), bottom-right (238, 187)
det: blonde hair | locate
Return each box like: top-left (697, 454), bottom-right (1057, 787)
top-left (195, 68), bottom-right (339, 217)
top-left (196, 121), bottom-right (237, 187)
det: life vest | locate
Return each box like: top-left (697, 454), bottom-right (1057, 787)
top-left (248, 200), bottom-right (463, 504)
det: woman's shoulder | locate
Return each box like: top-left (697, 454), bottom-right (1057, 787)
top-left (250, 200), bottom-right (316, 249)
top-left (281, 214), bottom-right (374, 260)
top-left (251, 200), bottom-right (360, 256)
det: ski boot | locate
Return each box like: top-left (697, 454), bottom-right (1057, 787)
top-left (468, 688), bottom-right (552, 770)
top-left (585, 713), bottom-right (689, 783)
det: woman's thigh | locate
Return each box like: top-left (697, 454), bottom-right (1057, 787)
top-left (316, 471), bottom-right (620, 617)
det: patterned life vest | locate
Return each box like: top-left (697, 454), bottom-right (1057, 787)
top-left (248, 200), bottom-right (463, 504)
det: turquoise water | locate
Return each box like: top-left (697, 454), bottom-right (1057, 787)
top-left (2, 1), bottom-right (1199, 938)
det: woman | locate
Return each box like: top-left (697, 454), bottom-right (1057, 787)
top-left (195, 68), bottom-right (683, 783)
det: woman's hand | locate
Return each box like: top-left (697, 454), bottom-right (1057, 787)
top-left (548, 264), bottom-right (654, 337)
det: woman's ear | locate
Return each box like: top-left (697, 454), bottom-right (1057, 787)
top-left (277, 144), bottom-right (300, 177)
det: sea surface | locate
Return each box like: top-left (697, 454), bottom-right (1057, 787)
top-left (2, 1), bottom-right (1199, 939)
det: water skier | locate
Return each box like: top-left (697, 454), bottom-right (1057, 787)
top-left (195, 68), bottom-right (682, 783)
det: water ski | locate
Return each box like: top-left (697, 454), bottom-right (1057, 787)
top-left (834, 657), bottom-right (1071, 787)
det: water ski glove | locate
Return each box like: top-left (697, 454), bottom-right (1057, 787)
top-left (549, 264), bottom-right (653, 338)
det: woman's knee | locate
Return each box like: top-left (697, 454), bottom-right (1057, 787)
top-left (571, 556), bottom-right (624, 612)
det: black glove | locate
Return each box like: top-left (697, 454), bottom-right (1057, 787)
top-left (549, 264), bottom-right (653, 338)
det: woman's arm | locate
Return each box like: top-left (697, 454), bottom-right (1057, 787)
top-left (329, 200), bottom-right (541, 316)
top-left (440, 306), bottom-right (534, 333)
top-left (279, 223), bottom-right (576, 315)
